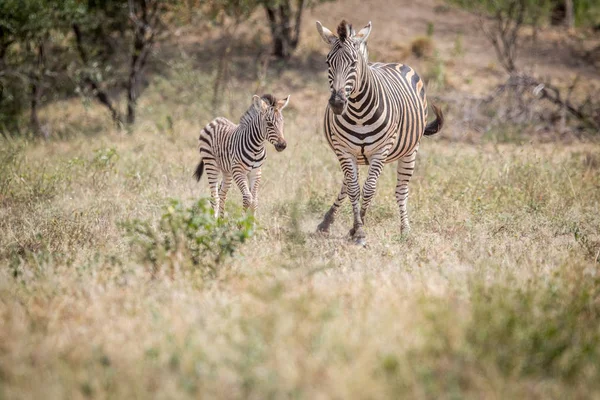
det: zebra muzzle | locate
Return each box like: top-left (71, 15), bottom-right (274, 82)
top-left (275, 141), bottom-right (287, 152)
top-left (329, 90), bottom-right (347, 115)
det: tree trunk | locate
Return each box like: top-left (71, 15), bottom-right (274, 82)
top-left (264, 0), bottom-right (305, 59)
top-left (73, 24), bottom-right (123, 127)
top-left (29, 42), bottom-right (45, 137)
top-left (0, 40), bottom-right (9, 113)
top-left (29, 80), bottom-right (41, 134)
top-left (565, 0), bottom-right (574, 28)
top-left (127, 25), bottom-right (145, 125)
top-left (213, 25), bottom-right (238, 114)
top-left (127, 0), bottom-right (157, 125)
top-left (265, 5), bottom-right (286, 58)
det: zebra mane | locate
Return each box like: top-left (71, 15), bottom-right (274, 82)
top-left (239, 94), bottom-right (275, 126)
top-left (260, 94), bottom-right (276, 107)
top-left (337, 20), bottom-right (352, 43)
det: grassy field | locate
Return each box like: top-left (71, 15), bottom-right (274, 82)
top-left (2, 1), bottom-right (600, 398)
top-left (2, 96), bottom-right (600, 398)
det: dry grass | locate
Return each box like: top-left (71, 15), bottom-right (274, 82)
top-left (2, 79), bottom-right (600, 397)
top-left (2, 0), bottom-right (600, 398)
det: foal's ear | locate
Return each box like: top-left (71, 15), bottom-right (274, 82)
top-left (252, 95), bottom-right (268, 111)
top-left (316, 21), bottom-right (337, 46)
top-left (276, 95), bottom-right (290, 111)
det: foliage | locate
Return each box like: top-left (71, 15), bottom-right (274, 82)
top-left (0, 0), bottom-right (176, 133)
top-left (260, 0), bottom-right (335, 59)
top-left (410, 36), bottom-right (434, 58)
top-left (0, 0), bottom-right (84, 134)
top-left (572, 0), bottom-right (600, 27)
top-left (123, 199), bottom-right (254, 278)
top-left (448, 0), bottom-right (600, 28)
top-left (204, 0), bottom-right (261, 21)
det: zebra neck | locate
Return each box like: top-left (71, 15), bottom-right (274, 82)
top-left (235, 115), bottom-right (267, 157)
top-left (351, 57), bottom-right (375, 99)
top-left (348, 61), bottom-right (381, 118)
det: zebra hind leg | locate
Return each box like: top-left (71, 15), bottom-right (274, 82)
top-left (395, 150), bottom-right (418, 235)
top-left (233, 170), bottom-right (253, 213)
top-left (204, 162), bottom-right (221, 218)
top-left (317, 183), bottom-right (347, 234)
top-left (248, 168), bottom-right (261, 230)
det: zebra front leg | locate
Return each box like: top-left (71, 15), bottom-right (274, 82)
top-left (233, 170), bottom-right (253, 213)
top-left (339, 154), bottom-right (365, 243)
top-left (360, 151), bottom-right (389, 226)
top-left (396, 149), bottom-right (418, 235)
top-left (218, 174), bottom-right (232, 219)
top-left (317, 183), bottom-right (347, 233)
top-left (204, 163), bottom-right (221, 218)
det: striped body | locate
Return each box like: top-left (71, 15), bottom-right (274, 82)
top-left (199, 116), bottom-right (268, 176)
top-left (316, 20), bottom-right (443, 243)
top-left (324, 62), bottom-right (427, 164)
top-left (194, 94), bottom-right (289, 219)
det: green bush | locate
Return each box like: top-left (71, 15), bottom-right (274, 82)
top-left (123, 199), bottom-right (254, 277)
top-left (410, 36), bottom-right (435, 58)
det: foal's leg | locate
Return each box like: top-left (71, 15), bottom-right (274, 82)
top-left (218, 173), bottom-right (232, 219)
top-left (232, 169), bottom-right (253, 212)
top-left (248, 167), bottom-right (262, 216)
top-left (204, 162), bottom-right (221, 217)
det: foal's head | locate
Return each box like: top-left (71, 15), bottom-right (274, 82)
top-left (252, 94), bottom-right (290, 152)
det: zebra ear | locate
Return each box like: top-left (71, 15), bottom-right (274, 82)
top-left (354, 21), bottom-right (372, 44)
top-left (252, 95), bottom-right (268, 112)
top-left (276, 95), bottom-right (290, 111)
top-left (316, 21), bottom-right (337, 46)
top-left (252, 95), bottom-right (262, 110)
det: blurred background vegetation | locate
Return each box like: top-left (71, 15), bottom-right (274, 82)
top-left (1, 0), bottom-right (599, 139)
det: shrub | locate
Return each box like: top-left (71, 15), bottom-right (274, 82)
top-left (410, 36), bottom-right (434, 58)
top-left (123, 199), bottom-right (254, 278)
top-left (425, 51), bottom-right (447, 89)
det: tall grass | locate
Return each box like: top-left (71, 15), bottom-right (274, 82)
top-left (1, 24), bottom-right (600, 400)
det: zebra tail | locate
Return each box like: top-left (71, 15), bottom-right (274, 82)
top-left (193, 160), bottom-right (204, 182)
top-left (424, 104), bottom-right (444, 136)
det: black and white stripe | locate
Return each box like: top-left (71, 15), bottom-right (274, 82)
top-left (194, 94), bottom-right (290, 218)
top-left (315, 20), bottom-right (444, 243)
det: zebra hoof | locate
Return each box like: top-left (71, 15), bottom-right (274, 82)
top-left (350, 226), bottom-right (366, 243)
top-left (354, 236), bottom-right (367, 246)
top-left (316, 222), bottom-right (330, 234)
top-left (401, 225), bottom-right (411, 236)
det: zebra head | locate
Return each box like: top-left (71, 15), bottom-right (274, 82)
top-left (316, 20), bottom-right (371, 115)
top-left (253, 94), bottom-right (290, 152)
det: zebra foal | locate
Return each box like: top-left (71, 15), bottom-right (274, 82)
top-left (315, 20), bottom-right (444, 244)
top-left (194, 94), bottom-right (290, 219)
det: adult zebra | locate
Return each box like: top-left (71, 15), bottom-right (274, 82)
top-left (194, 94), bottom-right (290, 219)
top-left (315, 20), bottom-right (444, 244)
